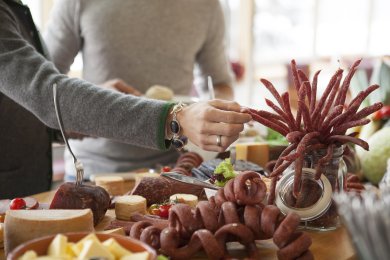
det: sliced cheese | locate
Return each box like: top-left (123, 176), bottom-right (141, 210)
top-left (72, 233), bottom-right (100, 255)
top-left (77, 239), bottom-right (114, 260)
top-left (95, 176), bottom-right (125, 196)
top-left (235, 142), bottom-right (269, 167)
top-left (48, 234), bottom-right (68, 257)
top-left (99, 227), bottom-right (126, 236)
top-left (115, 195), bottom-right (146, 221)
top-left (120, 251), bottom-right (150, 260)
top-left (4, 209), bottom-right (94, 255)
top-left (103, 238), bottom-right (132, 258)
top-left (170, 194), bottom-right (198, 208)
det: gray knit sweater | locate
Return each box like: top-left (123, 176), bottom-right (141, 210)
top-left (0, 0), bottom-right (172, 151)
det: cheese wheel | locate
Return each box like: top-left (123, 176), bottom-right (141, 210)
top-left (4, 209), bottom-right (94, 254)
top-left (235, 142), bottom-right (269, 167)
top-left (170, 194), bottom-right (198, 208)
top-left (115, 195), bottom-right (147, 221)
top-left (95, 176), bottom-right (125, 196)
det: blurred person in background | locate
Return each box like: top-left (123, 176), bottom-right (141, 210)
top-left (0, 0), bottom-right (251, 198)
top-left (44, 0), bottom-right (235, 179)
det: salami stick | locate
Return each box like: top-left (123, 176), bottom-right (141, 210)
top-left (351, 102), bottom-right (383, 121)
top-left (260, 78), bottom-right (284, 108)
top-left (315, 144), bottom-right (334, 180)
top-left (318, 73), bottom-right (342, 127)
top-left (274, 143), bottom-right (298, 170)
top-left (299, 100), bottom-right (313, 132)
top-left (331, 118), bottom-right (370, 135)
top-left (293, 155), bottom-right (304, 197)
top-left (286, 131), bottom-right (304, 143)
top-left (335, 59), bottom-right (362, 106)
top-left (267, 177), bottom-right (278, 205)
top-left (249, 112), bottom-right (289, 136)
top-left (320, 105), bottom-right (344, 133)
top-left (265, 98), bottom-right (292, 126)
top-left (281, 92), bottom-right (298, 130)
top-left (296, 82), bottom-right (308, 129)
top-left (291, 59), bottom-right (301, 92)
top-left (310, 70), bottom-right (321, 113)
top-left (348, 84), bottom-right (380, 111)
top-left (311, 69), bottom-right (343, 122)
top-left (328, 135), bottom-right (369, 150)
top-left (254, 109), bottom-right (285, 122)
top-left (328, 85), bottom-right (380, 131)
top-left (298, 69), bottom-right (312, 105)
top-left (270, 160), bottom-right (293, 178)
top-left (282, 132), bottom-right (321, 161)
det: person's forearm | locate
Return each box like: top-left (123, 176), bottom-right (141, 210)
top-left (214, 83), bottom-right (234, 101)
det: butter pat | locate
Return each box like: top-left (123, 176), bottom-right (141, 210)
top-left (235, 142), bottom-right (269, 167)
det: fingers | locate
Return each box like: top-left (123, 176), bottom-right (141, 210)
top-left (208, 99), bottom-right (242, 112)
top-left (199, 122), bottom-right (244, 136)
top-left (205, 109), bottom-right (252, 124)
top-left (196, 135), bottom-right (239, 152)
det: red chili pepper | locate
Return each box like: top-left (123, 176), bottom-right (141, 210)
top-left (9, 198), bottom-right (26, 210)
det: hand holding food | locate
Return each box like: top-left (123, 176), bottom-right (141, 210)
top-left (177, 100), bottom-right (252, 152)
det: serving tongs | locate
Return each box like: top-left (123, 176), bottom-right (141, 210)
top-left (53, 83), bottom-right (84, 186)
top-left (161, 172), bottom-right (220, 190)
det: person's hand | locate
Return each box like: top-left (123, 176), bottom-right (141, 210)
top-left (101, 78), bottom-right (142, 96)
top-left (177, 100), bottom-right (252, 152)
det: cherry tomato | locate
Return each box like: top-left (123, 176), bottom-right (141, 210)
top-left (161, 166), bottom-right (171, 173)
top-left (158, 204), bottom-right (171, 218)
top-left (148, 204), bottom-right (161, 216)
top-left (9, 198), bottom-right (26, 210)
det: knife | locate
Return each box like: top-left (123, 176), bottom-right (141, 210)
top-left (161, 172), bottom-right (220, 190)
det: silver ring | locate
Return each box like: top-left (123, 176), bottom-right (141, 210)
top-left (216, 135), bottom-right (222, 147)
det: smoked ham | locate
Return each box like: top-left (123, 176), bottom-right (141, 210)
top-left (49, 182), bottom-right (110, 225)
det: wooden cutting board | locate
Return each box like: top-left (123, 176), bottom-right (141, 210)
top-left (0, 190), bottom-right (357, 260)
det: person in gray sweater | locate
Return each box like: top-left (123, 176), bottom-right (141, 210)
top-left (0, 0), bottom-right (251, 198)
top-left (44, 0), bottom-right (235, 178)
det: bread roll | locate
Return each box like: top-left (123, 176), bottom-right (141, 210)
top-left (145, 85), bottom-right (174, 101)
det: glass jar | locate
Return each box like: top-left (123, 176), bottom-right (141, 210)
top-left (275, 145), bottom-right (347, 231)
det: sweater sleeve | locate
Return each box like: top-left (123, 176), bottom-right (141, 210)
top-left (0, 1), bottom-right (172, 150)
top-left (196, 0), bottom-right (233, 86)
top-left (43, 0), bottom-right (81, 74)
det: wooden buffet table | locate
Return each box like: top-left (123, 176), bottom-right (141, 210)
top-left (0, 190), bottom-right (357, 260)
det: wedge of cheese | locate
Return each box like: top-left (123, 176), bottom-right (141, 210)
top-left (115, 195), bottom-right (146, 221)
top-left (95, 176), bottom-right (125, 196)
top-left (120, 251), bottom-right (150, 260)
top-left (77, 239), bottom-right (114, 260)
top-left (4, 209), bottom-right (94, 254)
top-left (103, 238), bottom-right (132, 258)
top-left (235, 142), bottom-right (269, 167)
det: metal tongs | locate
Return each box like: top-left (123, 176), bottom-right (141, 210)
top-left (53, 83), bottom-right (84, 186)
top-left (161, 172), bottom-right (220, 190)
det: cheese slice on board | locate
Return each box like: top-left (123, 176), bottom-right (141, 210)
top-left (235, 142), bottom-right (269, 167)
top-left (4, 209), bottom-right (94, 255)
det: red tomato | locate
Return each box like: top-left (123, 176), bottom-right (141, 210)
top-left (9, 198), bottom-right (26, 210)
top-left (158, 204), bottom-right (171, 218)
top-left (161, 166), bottom-right (171, 173)
top-left (373, 106), bottom-right (390, 121)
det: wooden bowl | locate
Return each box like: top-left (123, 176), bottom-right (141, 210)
top-left (7, 232), bottom-right (157, 260)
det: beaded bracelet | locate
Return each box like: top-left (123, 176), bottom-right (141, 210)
top-left (170, 102), bottom-right (188, 150)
